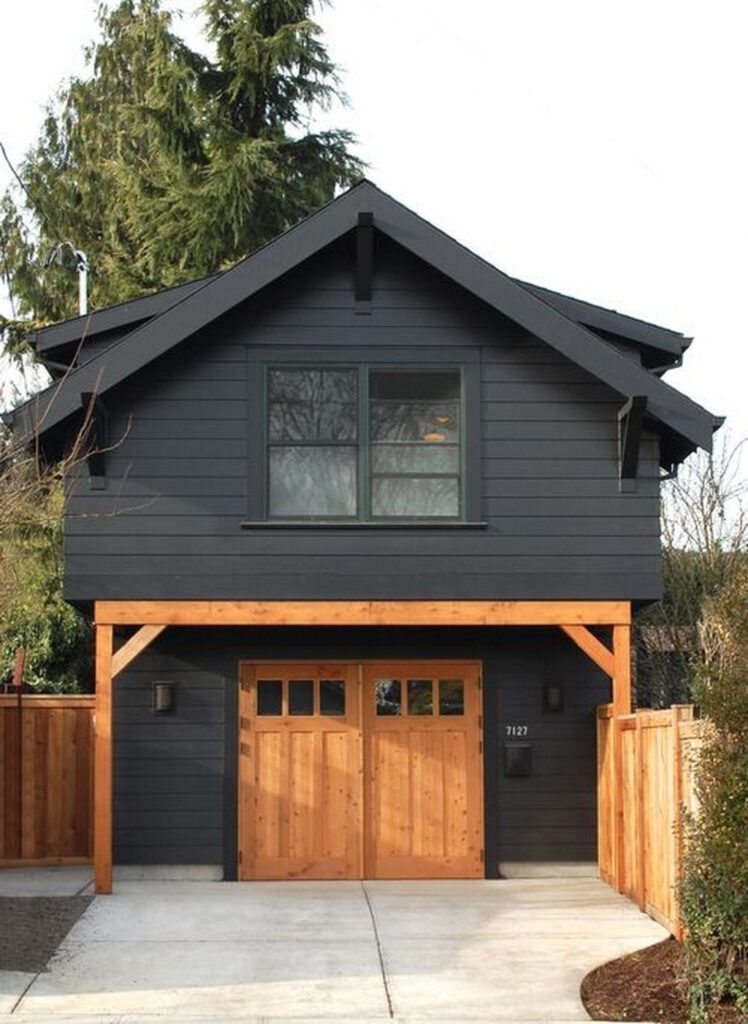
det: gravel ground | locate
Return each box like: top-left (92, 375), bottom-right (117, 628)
top-left (0, 896), bottom-right (93, 973)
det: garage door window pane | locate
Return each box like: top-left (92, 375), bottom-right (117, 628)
top-left (375, 679), bottom-right (402, 716)
top-left (439, 679), bottom-right (465, 716)
top-left (320, 681), bottom-right (346, 716)
top-left (257, 680), bottom-right (282, 716)
top-left (407, 679), bottom-right (434, 715)
top-left (289, 680), bottom-right (314, 716)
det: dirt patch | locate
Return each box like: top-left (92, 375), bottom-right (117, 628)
top-left (0, 896), bottom-right (93, 973)
top-left (581, 937), bottom-right (743, 1023)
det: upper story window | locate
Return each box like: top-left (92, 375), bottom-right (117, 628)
top-left (267, 366), bottom-right (462, 520)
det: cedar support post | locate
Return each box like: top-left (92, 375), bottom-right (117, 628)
top-left (612, 623), bottom-right (632, 715)
top-left (610, 621), bottom-right (632, 892)
top-left (94, 624), bottom-right (113, 894)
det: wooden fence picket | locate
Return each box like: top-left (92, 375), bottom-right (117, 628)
top-left (597, 702), bottom-right (705, 938)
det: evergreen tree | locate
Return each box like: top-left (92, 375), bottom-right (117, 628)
top-left (0, 0), bottom-right (362, 354)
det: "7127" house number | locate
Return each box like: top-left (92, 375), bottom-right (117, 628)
top-left (505, 724), bottom-right (529, 737)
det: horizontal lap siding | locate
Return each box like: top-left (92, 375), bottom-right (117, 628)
top-left (112, 627), bottom-right (602, 870)
top-left (113, 638), bottom-right (226, 865)
top-left (64, 233), bottom-right (661, 602)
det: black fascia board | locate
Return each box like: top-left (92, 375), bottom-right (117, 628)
top-left (516, 280), bottom-right (689, 357)
top-left (33, 274), bottom-right (220, 354)
top-left (12, 180), bottom-right (716, 455)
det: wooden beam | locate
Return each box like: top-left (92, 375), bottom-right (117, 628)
top-left (355, 211), bottom-right (374, 304)
top-left (612, 623), bottom-right (632, 715)
top-left (560, 625), bottom-right (615, 677)
top-left (94, 624), bottom-right (113, 895)
top-left (618, 396), bottom-right (648, 479)
top-left (95, 600), bottom-right (632, 628)
top-left (111, 624), bottom-right (166, 678)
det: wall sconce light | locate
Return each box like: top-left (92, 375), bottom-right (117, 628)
top-left (153, 681), bottom-right (177, 714)
top-left (543, 683), bottom-right (564, 713)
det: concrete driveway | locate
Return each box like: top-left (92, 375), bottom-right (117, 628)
top-left (2, 874), bottom-right (667, 1022)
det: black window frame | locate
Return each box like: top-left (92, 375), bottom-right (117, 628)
top-left (263, 362), bottom-right (470, 523)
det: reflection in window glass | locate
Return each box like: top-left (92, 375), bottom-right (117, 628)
top-left (375, 679), bottom-right (402, 716)
top-left (369, 369), bottom-right (461, 519)
top-left (269, 446), bottom-right (357, 517)
top-left (439, 679), bottom-right (465, 716)
top-left (257, 680), bottom-right (282, 716)
top-left (320, 680), bottom-right (346, 716)
top-left (407, 679), bottom-right (434, 715)
top-left (371, 444), bottom-right (459, 474)
top-left (288, 680), bottom-right (314, 715)
top-left (371, 477), bottom-right (459, 518)
top-left (268, 369), bottom-right (357, 441)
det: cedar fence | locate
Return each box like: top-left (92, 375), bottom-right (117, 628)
top-left (598, 702), bottom-right (704, 938)
top-left (0, 694), bottom-right (95, 864)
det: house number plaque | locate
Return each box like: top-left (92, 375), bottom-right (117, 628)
top-left (505, 724), bottom-right (529, 737)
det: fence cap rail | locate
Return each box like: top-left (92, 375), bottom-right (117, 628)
top-left (0, 694), bottom-right (95, 708)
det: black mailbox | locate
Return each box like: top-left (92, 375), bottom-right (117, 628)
top-left (504, 742), bottom-right (532, 777)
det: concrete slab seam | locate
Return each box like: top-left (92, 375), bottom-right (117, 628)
top-left (8, 972), bottom-right (39, 1015)
top-left (361, 880), bottom-right (395, 1019)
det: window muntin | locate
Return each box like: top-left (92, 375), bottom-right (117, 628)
top-left (266, 366), bottom-right (462, 520)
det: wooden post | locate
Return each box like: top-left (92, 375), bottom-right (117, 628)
top-left (94, 624), bottom-right (113, 894)
top-left (612, 623), bottom-right (632, 715)
top-left (671, 704), bottom-right (692, 940)
top-left (635, 711), bottom-right (646, 910)
top-left (609, 620), bottom-right (631, 892)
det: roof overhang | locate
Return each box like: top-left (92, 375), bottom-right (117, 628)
top-left (11, 180), bottom-right (718, 460)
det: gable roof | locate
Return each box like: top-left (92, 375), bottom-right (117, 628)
top-left (12, 180), bottom-right (718, 460)
top-left (33, 263), bottom-right (688, 368)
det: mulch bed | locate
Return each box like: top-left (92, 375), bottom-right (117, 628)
top-left (581, 938), bottom-right (743, 1023)
top-left (0, 896), bottom-right (93, 973)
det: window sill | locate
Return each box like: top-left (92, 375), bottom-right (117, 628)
top-left (240, 521), bottom-right (488, 530)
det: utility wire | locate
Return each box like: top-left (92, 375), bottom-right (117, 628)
top-left (0, 227), bottom-right (18, 319)
top-left (0, 139), bottom-right (65, 247)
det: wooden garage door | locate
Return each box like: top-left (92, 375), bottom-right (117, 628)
top-left (238, 663), bottom-right (362, 880)
top-left (363, 662), bottom-right (484, 878)
top-left (238, 661), bottom-right (483, 879)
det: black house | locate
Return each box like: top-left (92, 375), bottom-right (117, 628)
top-left (12, 181), bottom-right (718, 892)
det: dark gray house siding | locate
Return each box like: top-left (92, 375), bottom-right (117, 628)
top-left (113, 626), bottom-right (607, 873)
top-left (64, 233), bottom-right (661, 605)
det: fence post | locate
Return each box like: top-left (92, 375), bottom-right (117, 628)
top-left (671, 704), bottom-right (692, 940)
top-left (635, 711), bottom-right (646, 910)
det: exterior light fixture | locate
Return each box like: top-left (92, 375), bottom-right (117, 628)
top-left (543, 683), bottom-right (564, 713)
top-left (153, 681), bottom-right (177, 714)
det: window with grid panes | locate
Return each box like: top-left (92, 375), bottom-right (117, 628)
top-left (267, 366), bottom-right (462, 520)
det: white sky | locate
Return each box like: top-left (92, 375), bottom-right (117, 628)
top-left (1, 0), bottom-right (746, 462)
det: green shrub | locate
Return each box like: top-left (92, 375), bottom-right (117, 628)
top-left (0, 473), bottom-right (90, 692)
top-left (680, 569), bottom-right (748, 1022)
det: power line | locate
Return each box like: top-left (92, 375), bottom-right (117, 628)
top-left (0, 139), bottom-right (64, 246)
top-left (0, 227), bottom-right (18, 319)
